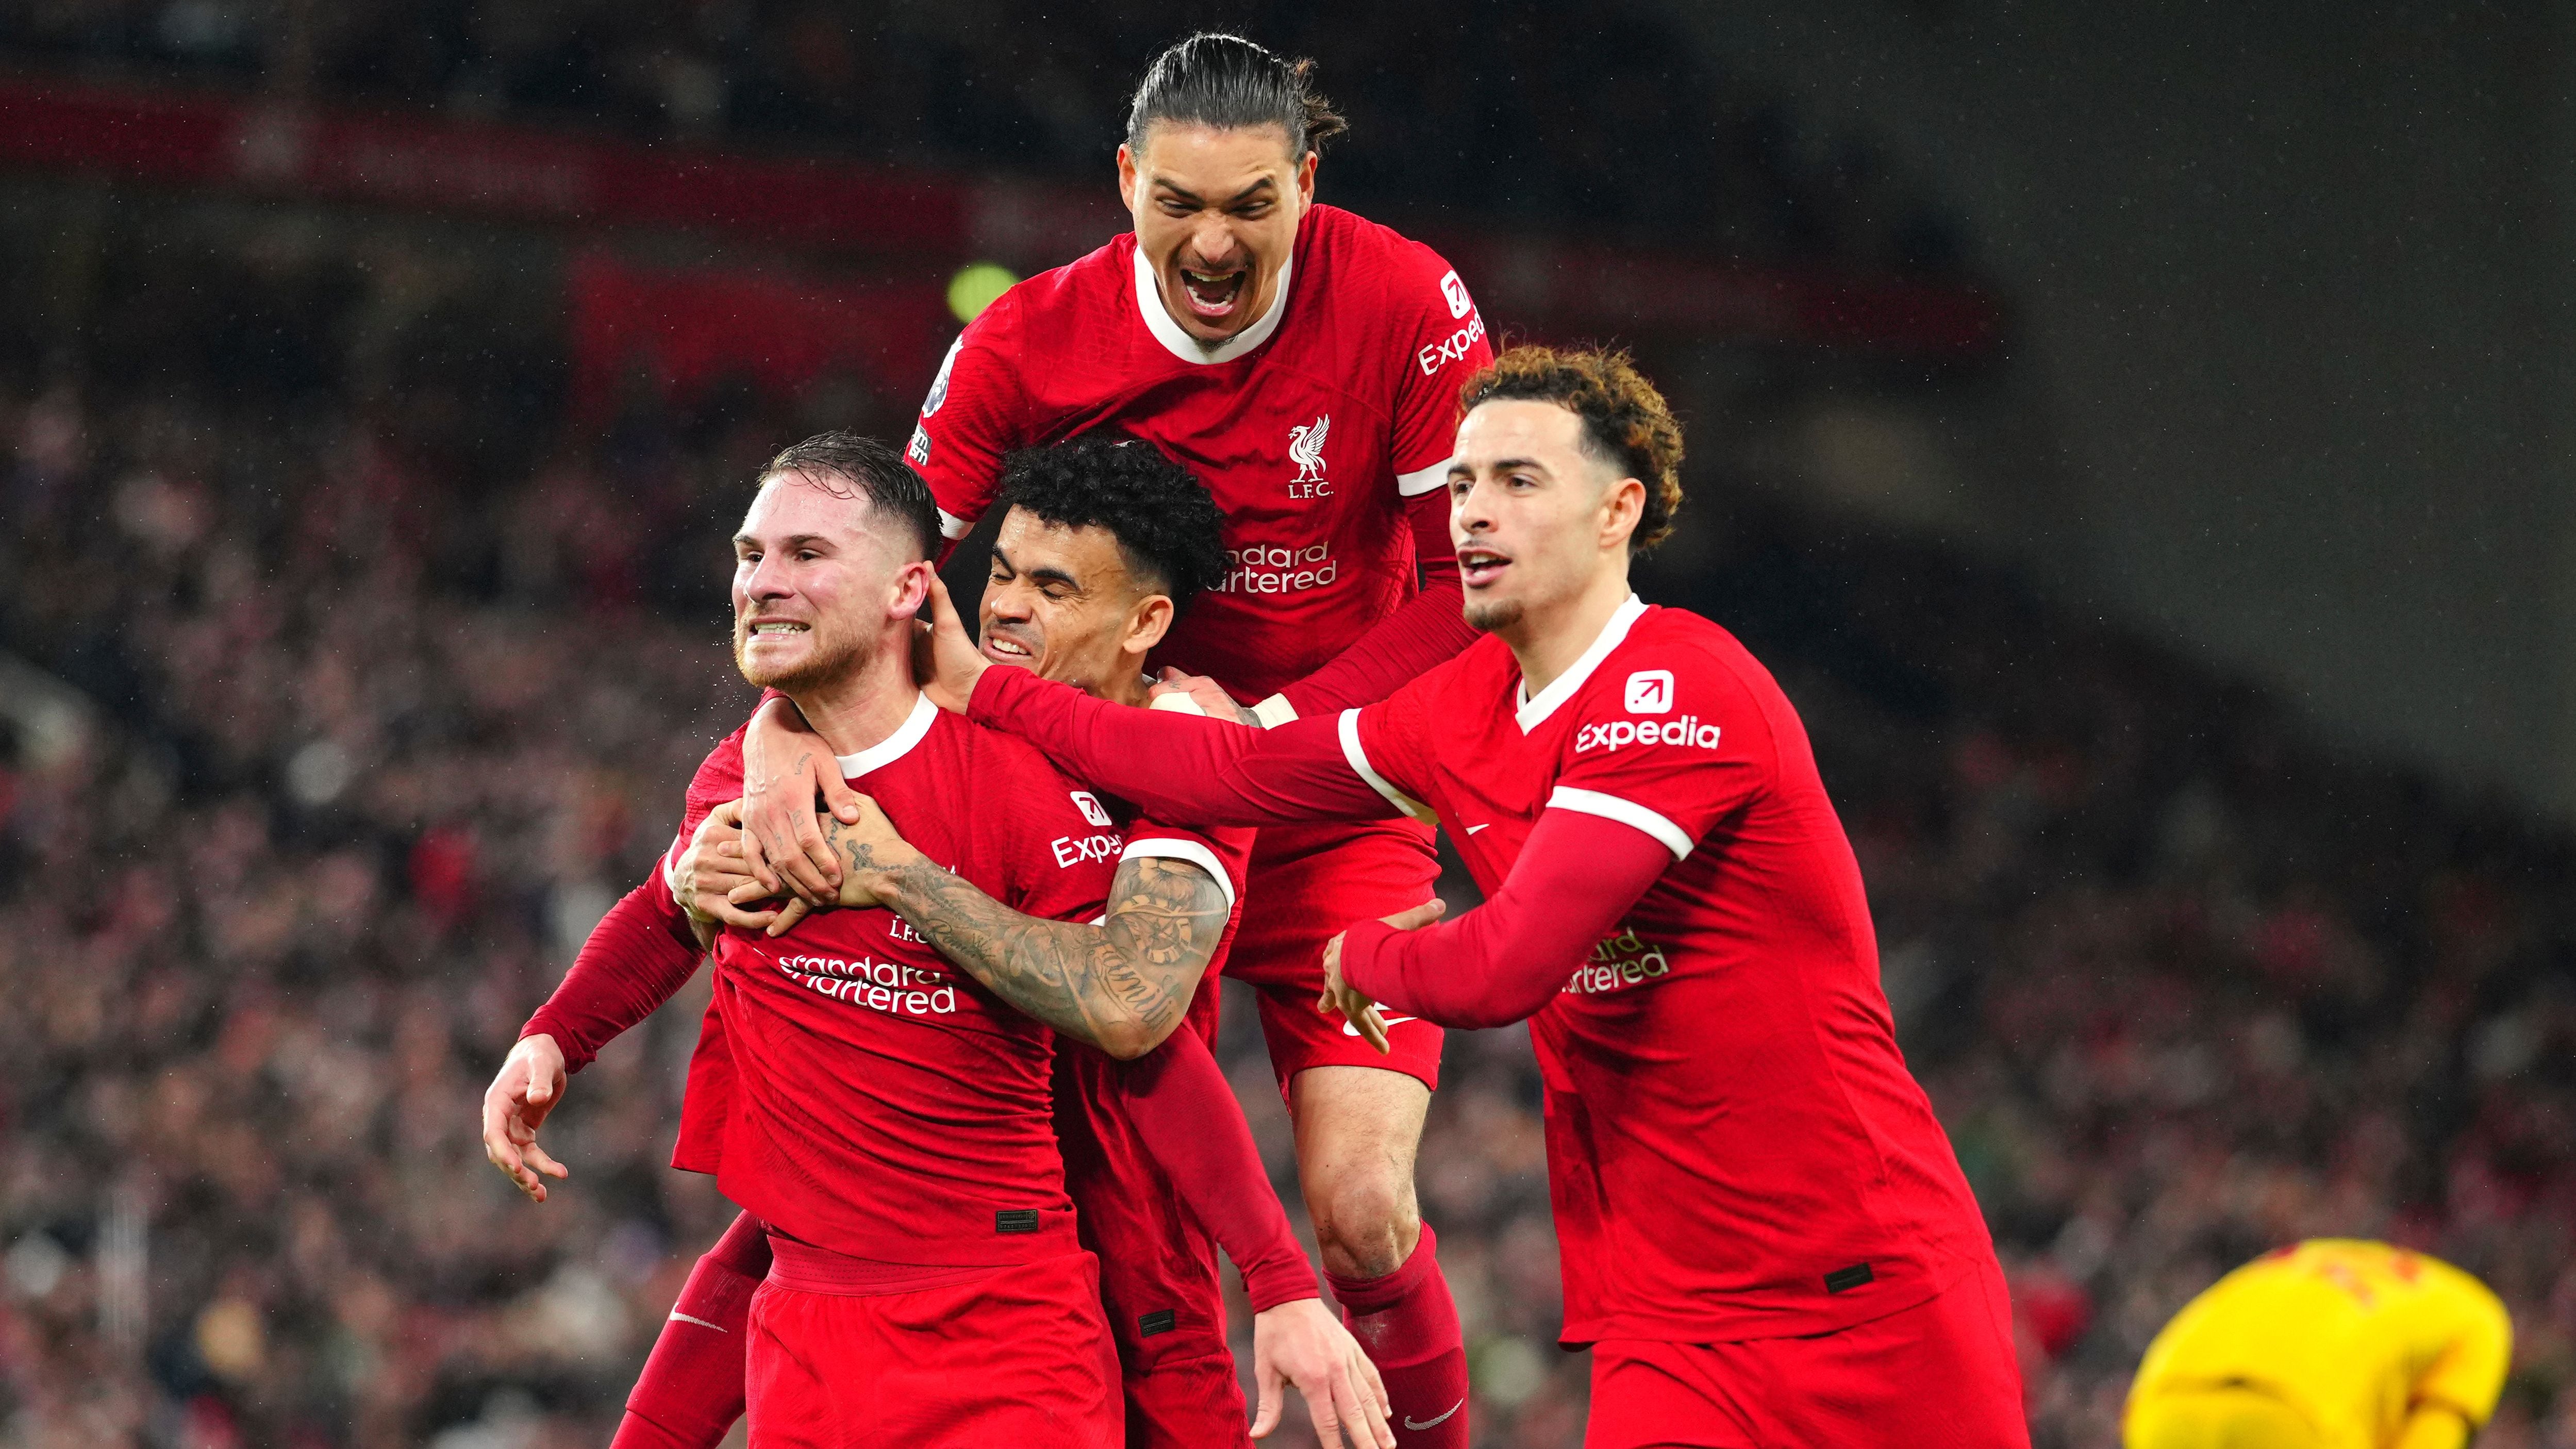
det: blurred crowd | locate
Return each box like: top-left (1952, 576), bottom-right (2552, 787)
top-left (0, 0), bottom-right (1963, 275)
top-left (1, 201), bottom-right (2573, 1449)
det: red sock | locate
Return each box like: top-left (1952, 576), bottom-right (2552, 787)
top-left (615, 1212), bottom-right (772, 1449)
top-left (1325, 1221), bottom-right (1470, 1448)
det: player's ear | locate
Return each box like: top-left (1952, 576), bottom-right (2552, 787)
top-left (1600, 476), bottom-right (1646, 552)
top-left (1125, 594), bottom-right (1175, 656)
top-left (1293, 149), bottom-right (1317, 206)
top-left (889, 558), bottom-right (934, 621)
top-left (1124, 593), bottom-right (1176, 657)
top-left (1117, 144), bottom-right (1141, 212)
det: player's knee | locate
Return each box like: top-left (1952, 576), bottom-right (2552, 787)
top-left (1307, 1170), bottom-right (1418, 1279)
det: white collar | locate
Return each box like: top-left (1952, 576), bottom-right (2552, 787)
top-left (834, 691), bottom-right (939, 778)
top-left (1132, 242), bottom-right (1294, 365)
top-left (1516, 595), bottom-right (1649, 732)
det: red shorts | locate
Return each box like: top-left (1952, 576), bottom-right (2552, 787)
top-left (1056, 985), bottom-right (1252, 1448)
top-left (745, 1249), bottom-right (1121, 1448)
top-left (1583, 1261), bottom-right (2029, 1449)
top-left (1225, 819), bottom-right (1444, 1095)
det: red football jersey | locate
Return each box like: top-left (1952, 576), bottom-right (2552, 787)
top-left (908, 203), bottom-right (1492, 702)
top-left (1348, 598), bottom-right (1993, 1343)
top-left (655, 705), bottom-right (1254, 1253)
top-left (664, 693), bottom-right (1138, 1264)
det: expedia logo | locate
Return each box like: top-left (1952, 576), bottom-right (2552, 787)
top-left (1051, 832), bottom-right (1123, 869)
top-left (1574, 716), bottom-right (1721, 754)
top-left (1070, 791), bottom-right (1112, 828)
top-left (1625, 670), bottom-right (1673, 713)
top-left (1438, 270), bottom-right (1472, 319)
top-left (1417, 313), bottom-right (1486, 377)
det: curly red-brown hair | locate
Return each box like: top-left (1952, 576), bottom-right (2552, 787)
top-left (1457, 345), bottom-right (1685, 552)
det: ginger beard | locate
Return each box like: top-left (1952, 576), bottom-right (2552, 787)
top-left (729, 469), bottom-right (914, 696)
top-left (732, 603), bottom-right (866, 695)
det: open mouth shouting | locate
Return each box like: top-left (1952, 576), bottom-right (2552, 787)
top-left (1174, 262), bottom-right (1249, 321)
top-left (1457, 545), bottom-right (1512, 589)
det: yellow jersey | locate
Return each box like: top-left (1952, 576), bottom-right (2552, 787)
top-left (2126, 1239), bottom-right (2511, 1449)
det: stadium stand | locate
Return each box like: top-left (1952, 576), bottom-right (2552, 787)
top-left (0, 0), bottom-right (1963, 275)
top-left (0, 202), bottom-right (2570, 1449)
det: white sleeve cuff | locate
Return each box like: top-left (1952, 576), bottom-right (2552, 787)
top-left (1338, 709), bottom-right (1434, 824)
top-left (1548, 787), bottom-right (1693, 861)
top-left (1250, 693), bottom-right (1299, 728)
top-left (1119, 838), bottom-right (1237, 911)
top-left (662, 838), bottom-right (688, 904)
top-left (1395, 458), bottom-right (1452, 497)
top-left (937, 507), bottom-right (976, 540)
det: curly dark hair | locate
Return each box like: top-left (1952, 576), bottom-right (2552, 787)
top-left (994, 436), bottom-right (1232, 612)
top-left (1458, 345), bottom-right (1686, 553)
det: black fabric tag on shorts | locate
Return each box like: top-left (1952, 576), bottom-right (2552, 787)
top-left (1824, 1262), bottom-right (1874, 1293)
top-left (1138, 1309), bottom-right (1177, 1338)
top-left (994, 1209), bottom-right (1041, 1235)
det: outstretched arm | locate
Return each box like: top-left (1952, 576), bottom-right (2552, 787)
top-left (915, 576), bottom-right (1403, 829)
top-left (809, 799), bottom-right (1231, 1059)
top-left (1325, 808), bottom-right (1673, 1031)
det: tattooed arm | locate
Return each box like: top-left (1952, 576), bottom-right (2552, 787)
top-left (809, 797), bottom-right (1230, 1059)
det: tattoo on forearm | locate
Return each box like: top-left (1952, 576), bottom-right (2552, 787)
top-left (868, 851), bottom-right (1227, 1054)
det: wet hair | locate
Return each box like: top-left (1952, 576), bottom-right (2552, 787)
top-left (1124, 33), bottom-right (1347, 161)
top-left (758, 431), bottom-right (941, 561)
top-left (994, 436), bottom-right (1231, 613)
top-left (1459, 346), bottom-right (1687, 553)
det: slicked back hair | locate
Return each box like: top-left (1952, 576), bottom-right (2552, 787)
top-left (758, 431), bottom-right (942, 562)
top-left (994, 437), bottom-right (1231, 613)
top-left (1459, 346), bottom-right (1687, 553)
top-left (1124, 33), bottom-right (1347, 161)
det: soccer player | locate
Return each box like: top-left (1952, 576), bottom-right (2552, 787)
top-left (725, 34), bottom-right (1489, 1443)
top-left (2124, 1240), bottom-right (2511, 1449)
top-left (497, 440), bottom-right (1391, 1449)
top-left (911, 347), bottom-right (2032, 1445)
top-left (482, 435), bottom-right (1388, 1446)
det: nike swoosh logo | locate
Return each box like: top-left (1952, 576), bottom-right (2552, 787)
top-left (1465, 824), bottom-right (1489, 834)
top-left (668, 1312), bottom-right (728, 1332)
top-left (1341, 1013), bottom-right (1418, 1037)
top-left (1404, 1398), bottom-right (1464, 1430)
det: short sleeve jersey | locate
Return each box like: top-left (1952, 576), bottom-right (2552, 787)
top-left (909, 204), bottom-right (1492, 702)
top-left (1345, 598), bottom-right (1992, 1343)
top-left (673, 693), bottom-right (1134, 1264)
top-left (2129, 1240), bottom-right (2512, 1448)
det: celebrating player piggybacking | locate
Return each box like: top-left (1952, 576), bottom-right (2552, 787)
top-left (729, 33), bottom-right (1489, 1445)
top-left (921, 347), bottom-right (2031, 1447)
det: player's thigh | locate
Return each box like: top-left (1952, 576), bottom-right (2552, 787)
top-left (743, 1280), bottom-right (850, 1449)
top-left (751, 1258), bottom-right (1121, 1448)
top-left (1288, 1060), bottom-right (1432, 1236)
top-left (1585, 1341), bottom-right (1757, 1449)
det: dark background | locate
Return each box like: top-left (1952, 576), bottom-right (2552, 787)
top-left (0, 4), bottom-right (2569, 1446)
